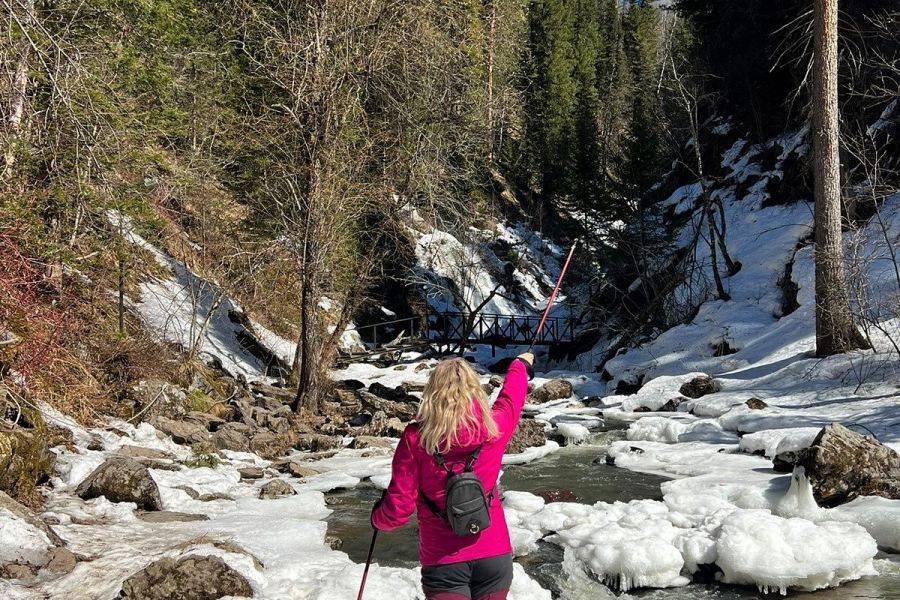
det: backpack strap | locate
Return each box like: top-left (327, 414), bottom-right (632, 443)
top-left (463, 445), bottom-right (483, 472)
top-left (419, 490), bottom-right (449, 522)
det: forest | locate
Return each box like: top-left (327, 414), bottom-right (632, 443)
top-left (1, 0), bottom-right (899, 599)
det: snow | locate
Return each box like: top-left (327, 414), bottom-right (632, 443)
top-left (738, 427), bottom-right (820, 458)
top-left (556, 423), bottom-right (590, 445)
top-left (0, 508), bottom-right (54, 566)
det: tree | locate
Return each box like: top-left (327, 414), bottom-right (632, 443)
top-left (811, 0), bottom-right (868, 355)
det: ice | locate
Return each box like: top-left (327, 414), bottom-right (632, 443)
top-left (502, 441), bottom-right (560, 465)
top-left (556, 423), bottom-right (590, 445)
top-left (738, 427), bottom-right (820, 458)
top-left (715, 509), bottom-right (878, 594)
top-left (0, 508), bottom-right (54, 565)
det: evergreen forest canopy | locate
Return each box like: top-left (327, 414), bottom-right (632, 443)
top-left (1, 0), bottom-right (898, 413)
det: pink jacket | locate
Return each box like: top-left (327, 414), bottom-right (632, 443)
top-left (371, 359), bottom-right (530, 566)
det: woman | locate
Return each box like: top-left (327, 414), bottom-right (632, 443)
top-left (371, 353), bottom-right (534, 600)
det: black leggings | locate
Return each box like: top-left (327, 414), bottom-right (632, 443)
top-left (421, 553), bottom-right (513, 600)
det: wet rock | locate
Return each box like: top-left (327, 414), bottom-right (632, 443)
top-left (296, 434), bottom-right (343, 453)
top-left (773, 450), bottom-right (801, 473)
top-left (349, 436), bottom-right (393, 450)
top-left (272, 460), bottom-right (319, 478)
top-left (337, 379), bottom-right (366, 391)
top-left (746, 398), bottom-right (768, 410)
top-left (238, 467), bottom-right (264, 480)
top-left (116, 445), bottom-right (175, 461)
top-left (75, 457), bottom-right (163, 511)
top-left (614, 378), bottom-right (644, 395)
top-left (151, 417), bottom-right (209, 445)
top-left (526, 379), bottom-right (574, 405)
top-left (414, 363), bottom-right (430, 373)
top-left (796, 423), bottom-right (900, 506)
top-left (537, 489), bottom-right (577, 503)
top-left (119, 555), bottom-right (253, 600)
top-left (183, 412), bottom-right (226, 432)
top-left (137, 511), bottom-right (210, 523)
top-left (505, 419), bottom-right (547, 454)
top-left (325, 535), bottom-right (343, 550)
top-left (174, 485), bottom-right (200, 499)
top-left (678, 375), bottom-right (721, 399)
top-left (259, 479), bottom-right (296, 499)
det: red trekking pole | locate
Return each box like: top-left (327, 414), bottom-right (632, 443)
top-left (528, 240), bottom-right (578, 352)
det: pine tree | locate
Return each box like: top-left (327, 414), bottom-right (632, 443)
top-left (570, 0), bottom-right (604, 218)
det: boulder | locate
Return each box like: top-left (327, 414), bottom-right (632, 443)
top-left (249, 432), bottom-right (295, 460)
top-left (296, 434), bottom-right (343, 453)
top-left (116, 445), bottom-right (176, 461)
top-left (657, 397), bottom-right (685, 412)
top-left (359, 390), bottom-right (417, 420)
top-left (399, 382), bottom-right (426, 394)
top-left (796, 423), bottom-right (900, 506)
top-left (678, 375), bottom-right (721, 399)
top-left (75, 457), bottom-right (163, 511)
top-left (151, 417), bottom-right (209, 445)
top-left (43, 547), bottom-right (77, 575)
top-left (357, 412), bottom-right (405, 438)
top-left (119, 555), bottom-right (253, 600)
top-left (337, 379), bottom-right (366, 391)
top-left (130, 379), bottom-right (187, 421)
top-left (0, 409), bottom-right (55, 502)
top-left (183, 412), bottom-right (226, 432)
top-left (746, 398), bottom-right (768, 410)
top-left (368, 382), bottom-right (410, 402)
top-left (526, 379), bottom-right (574, 405)
top-left (238, 467), bottom-right (264, 480)
top-left (505, 419), bottom-right (547, 454)
top-left (259, 479), bottom-right (296, 499)
top-left (349, 436), bottom-right (393, 450)
top-left (250, 381), bottom-right (295, 404)
top-left (212, 424), bottom-right (252, 452)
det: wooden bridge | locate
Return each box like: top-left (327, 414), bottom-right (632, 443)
top-left (341, 309), bottom-right (575, 361)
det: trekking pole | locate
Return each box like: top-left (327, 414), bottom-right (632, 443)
top-left (356, 529), bottom-right (378, 600)
top-left (528, 240), bottom-right (578, 353)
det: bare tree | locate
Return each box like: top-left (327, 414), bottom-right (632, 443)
top-left (811, 0), bottom-right (868, 355)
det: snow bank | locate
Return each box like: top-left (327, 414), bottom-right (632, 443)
top-left (619, 373), bottom-right (711, 412)
top-left (738, 427), bottom-right (820, 458)
top-left (0, 508), bottom-right (55, 565)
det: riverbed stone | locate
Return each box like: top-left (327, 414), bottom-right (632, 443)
top-left (526, 379), bottom-right (574, 404)
top-left (151, 417), bottom-right (209, 445)
top-left (75, 457), bottom-right (163, 511)
top-left (678, 375), bottom-right (721, 399)
top-left (796, 422), bottom-right (900, 506)
top-left (259, 479), bottom-right (296, 499)
top-left (119, 555), bottom-right (253, 600)
top-left (349, 436), bottom-right (393, 450)
top-left (505, 419), bottom-right (547, 454)
top-left (116, 445), bottom-right (175, 461)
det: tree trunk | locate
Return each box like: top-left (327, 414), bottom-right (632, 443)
top-left (292, 205), bottom-right (323, 414)
top-left (486, 0), bottom-right (497, 164)
top-left (2, 0), bottom-right (34, 178)
top-left (812, 0), bottom-right (868, 356)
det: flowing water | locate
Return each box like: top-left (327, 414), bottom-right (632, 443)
top-left (326, 430), bottom-right (900, 599)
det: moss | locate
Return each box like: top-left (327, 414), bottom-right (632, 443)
top-left (0, 406), bottom-right (54, 506)
top-left (183, 389), bottom-right (214, 413)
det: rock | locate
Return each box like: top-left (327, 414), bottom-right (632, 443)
top-left (347, 412), bottom-right (372, 427)
top-left (116, 445), bottom-right (176, 461)
top-left (129, 379), bottom-right (186, 421)
top-left (1, 563), bottom-right (36, 580)
top-left (212, 426), bottom-right (251, 452)
top-left (393, 365), bottom-right (407, 371)
top-left (366, 383), bottom-right (416, 405)
top-left (198, 493), bottom-right (234, 502)
top-left (137, 511), bottom-right (210, 523)
top-left (349, 436), bottom-right (393, 450)
top-left (505, 419), bottom-right (547, 454)
top-left (526, 379), bottom-right (574, 404)
top-left (151, 417), bottom-right (209, 445)
top-left (249, 432), bottom-right (295, 460)
top-left (0, 409), bottom-right (55, 502)
top-left (399, 382), bottom-right (426, 394)
top-left (119, 555), bottom-right (253, 600)
top-left (137, 459), bottom-right (181, 472)
top-left (250, 381), bottom-right (295, 404)
top-left (174, 485), bottom-right (200, 499)
top-left (238, 467), bottom-right (264, 480)
top-left (537, 489), bottom-right (577, 503)
top-left (678, 375), bottom-right (721, 399)
top-left (773, 450), bottom-right (801, 473)
top-left (183, 412), bottom-right (226, 432)
top-left (796, 423), bottom-right (900, 506)
top-left (272, 460), bottom-right (319, 478)
top-left (75, 457), bottom-right (163, 511)
top-left (414, 362), bottom-right (430, 373)
top-left (325, 535), bottom-right (343, 550)
top-left (296, 434), bottom-right (343, 453)
top-left (746, 398), bottom-right (768, 410)
top-left (657, 397), bottom-right (686, 412)
top-left (338, 379), bottom-right (366, 391)
top-left (488, 375), bottom-right (504, 389)
top-left (614, 378), bottom-right (644, 395)
top-left (259, 479), bottom-right (296, 499)
top-left (357, 411), bottom-right (405, 438)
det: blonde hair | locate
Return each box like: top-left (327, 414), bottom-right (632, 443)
top-left (417, 358), bottom-right (499, 455)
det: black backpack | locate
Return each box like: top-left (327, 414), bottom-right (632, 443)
top-left (420, 446), bottom-right (494, 536)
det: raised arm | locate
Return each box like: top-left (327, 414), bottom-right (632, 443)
top-left (492, 354), bottom-right (534, 443)
top-left (371, 425), bottom-right (420, 531)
